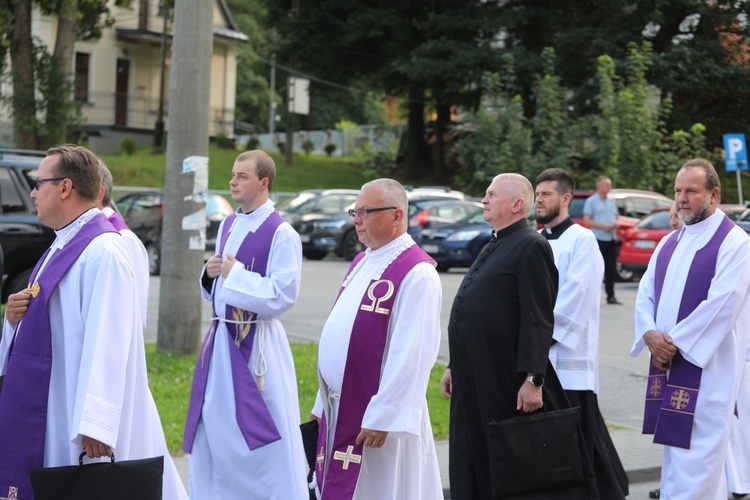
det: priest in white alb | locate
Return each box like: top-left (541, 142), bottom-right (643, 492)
top-left (311, 178), bottom-right (443, 500)
top-left (183, 150), bottom-right (308, 499)
top-left (631, 158), bottom-right (750, 500)
top-left (535, 168), bottom-right (628, 498)
top-left (0, 144), bottom-right (186, 500)
top-left (97, 161), bottom-right (150, 332)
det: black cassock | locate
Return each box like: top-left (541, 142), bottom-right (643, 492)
top-left (448, 219), bottom-right (598, 500)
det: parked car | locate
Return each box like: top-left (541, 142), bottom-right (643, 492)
top-left (417, 208), bottom-right (491, 271)
top-left (116, 191), bottom-right (235, 275)
top-left (569, 188), bottom-right (673, 280)
top-left (0, 149), bottom-right (56, 302)
top-left (407, 198), bottom-right (483, 240)
top-left (619, 203), bottom-right (745, 279)
top-left (618, 207), bottom-right (671, 279)
top-left (277, 189), bottom-right (360, 260)
top-left (287, 187), bottom-right (469, 261)
top-left (404, 186), bottom-right (466, 200)
top-left (719, 204), bottom-right (746, 222)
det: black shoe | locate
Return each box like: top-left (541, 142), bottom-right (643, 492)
top-left (649, 488), bottom-right (660, 499)
top-left (607, 296), bottom-right (622, 305)
top-left (732, 494), bottom-right (748, 499)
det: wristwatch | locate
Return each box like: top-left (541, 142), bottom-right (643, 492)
top-left (526, 374), bottom-right (544, 387)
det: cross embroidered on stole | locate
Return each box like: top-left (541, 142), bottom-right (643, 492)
top-left (333, 446), bottom-right (362, 470)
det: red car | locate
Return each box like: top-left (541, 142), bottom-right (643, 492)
top-left (618, 208), bottom-right (671, 279)
top-left (619, 204), bottom-right (746, 279)
top-left (569, 189), bottom-right (673, 280)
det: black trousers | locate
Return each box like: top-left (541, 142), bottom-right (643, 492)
top-left (597, 239), bottom-right (618, 299)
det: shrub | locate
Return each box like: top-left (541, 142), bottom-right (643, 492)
top-left (215, 134), bottom-right (235, 150)
top-left (324, 143), bottom-right (337, 157)
top-left (77, 132), bottom-right (89, 148)
top-left (363, 151), bottom-right (397, 180)
top-left (120, 136), bottom-right (137, 156)
top-left (246, 135), bottom-right (260, 151)
top-left (277, 141), bottom-right (286, 154)
top-left (302, 139), bottom-right (315, 156)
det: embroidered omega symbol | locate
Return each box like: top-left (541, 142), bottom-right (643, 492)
top-left (360, 279), bottom-right (394, 315)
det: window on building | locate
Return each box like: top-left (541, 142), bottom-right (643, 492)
top-left (74, 52), bottom-right (90, 102)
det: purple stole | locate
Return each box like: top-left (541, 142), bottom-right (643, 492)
top-left (183, 211), bottom-right (284, 454)
top-left (0, 214), bottom-right (116, 499)
top-left (315, 244), bottom-right (434, 500)
top-left (642, 215), bottom-right (735, 449)
top-left (107, 210), bottom-right (129, 232)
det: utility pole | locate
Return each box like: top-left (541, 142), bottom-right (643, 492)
top-left (153, 2), bottom-right (170, 152)
top-left (284, 0), bottom-right (299, 165)
top-left (269, 53), bottom-right (276, 135)
top-left (157, 0), bottom-right (213, 354)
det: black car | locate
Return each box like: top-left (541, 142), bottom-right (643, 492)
top-left (116, 191), bottom-right (235, 275)
top-left (416, 208), bottom-right (492, 271)
top-left (293, 196), bottom-right (481, 262)
top-left (406, 198), bottom-right (483, 240)
top-left (0, 149), bottom-right (55, 302)
top-left (277, 189), bottom-right (360, 260)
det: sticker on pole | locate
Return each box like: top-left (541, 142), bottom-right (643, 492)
top-left (723, 134), bottom-right (748, 172)
top-left (183, 156), bottom-right (209, 193)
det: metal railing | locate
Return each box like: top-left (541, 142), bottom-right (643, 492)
top-left (79, 92), bottom-right (235, 138)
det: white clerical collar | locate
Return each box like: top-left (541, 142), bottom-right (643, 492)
top-left (365, 232), bottom-right (413, 260)
top-left (230, 199), bottom-right (275, 233)
top-left (680, 208), bottom-right (724, 239)
top-left (100, 206), bottom-right (115, 218)
top-left (53, 208), bottom-right (100, 250)
top-left (343, 232), bottom-right (414, 286)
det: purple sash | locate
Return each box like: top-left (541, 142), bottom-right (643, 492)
top-left (643, 215), bottom-right (735, 448)
top-left (0, 214), bottom-right (116, 498)
top-left (107, 211), bottom-right (129, 232)
top-left (315, 244), bottom-right (434, 499)
top-left (183, 211), bottom-right (284, 453)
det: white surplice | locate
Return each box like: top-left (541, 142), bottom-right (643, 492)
top-left (188, 200), bottom-right (308, 500)
top-left (631, 209), bottom-right (750, 500)
top-left (726, 358), bottom-right (750, 495)
top-left (101, 206), bottom-right (150, 332)
top-left (313, 233), bottom-right (443, 500)
top-left (545, 224), bottom-right (604, 392)
top-left (0, 208), bottom-right (187, 500)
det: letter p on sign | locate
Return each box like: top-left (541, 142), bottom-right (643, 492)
top-left (724, 134), bottom-right (748, 171)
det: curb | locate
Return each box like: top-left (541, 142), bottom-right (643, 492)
top-left (439, 468), bottom-right (661, 499)
top-left (628, 466), bottom-right (661, 484)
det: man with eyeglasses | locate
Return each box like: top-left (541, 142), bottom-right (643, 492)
top-left (0, 144), bottom-right (187, 499)
top-left (310, 178), bottom-right (442, 499)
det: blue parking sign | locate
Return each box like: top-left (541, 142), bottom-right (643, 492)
top-left (724, 133), bottom-right (748, 171)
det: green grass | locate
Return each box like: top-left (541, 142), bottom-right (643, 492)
top-left (146, 342), bottom-right (450, 455)
top-left (100, 146), bottom-right (367, 192)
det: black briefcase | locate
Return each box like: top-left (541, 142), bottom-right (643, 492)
top-left (29, 452), bottom-right (163, 500)
top-left (486, 406), bottom-right (586, 497)
top-left (300, 420), bottom-right (319, 500)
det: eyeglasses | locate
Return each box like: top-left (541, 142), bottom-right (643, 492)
top-left (33, 177), bottom-right (66, 190)
top-left (347, 206), bottom-right (397, 219)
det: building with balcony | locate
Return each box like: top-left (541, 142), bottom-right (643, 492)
top-left (0, 0), bottom-right (247, 154)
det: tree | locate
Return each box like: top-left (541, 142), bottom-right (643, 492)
top-left (6, 0), bottom-right (36, 149)
top-left (263, 0), bottom-right (505, 178)
top-left (594, 55), bottom-right (620, 177)
top-left (529, 47), bottom-right (572, 178)
top-left (497, 0), bottom-right (750, 149)
top-left (452, 67), bottom-right (531, 195)
top-left (2, 0), bottom-right (112, 148)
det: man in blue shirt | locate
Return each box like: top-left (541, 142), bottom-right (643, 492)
top-left (583, 176), bottom-right (621, 304)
